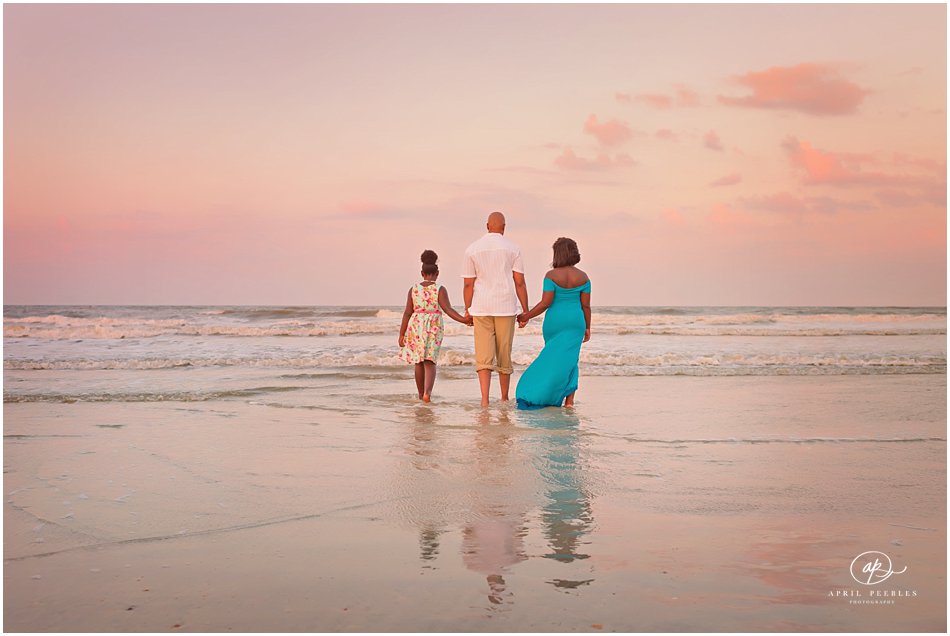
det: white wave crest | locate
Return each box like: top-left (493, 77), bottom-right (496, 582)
top-left (614, 327), bottom-right (947, 337)
top-left (6, 350), bottom-right (944, 372)
top-left (5, 309), bottom-right (945, 340)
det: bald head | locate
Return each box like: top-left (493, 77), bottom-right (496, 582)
top-left (486, 211), bottom-right (506, 234)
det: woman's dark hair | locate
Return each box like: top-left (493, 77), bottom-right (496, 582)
top-left (551, 237), bottom-right (580, 268)
top-left (421, 249), bottom-right (439, 275)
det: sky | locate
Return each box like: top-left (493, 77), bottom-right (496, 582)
top-left (3, 3), bottom-right (947, 306)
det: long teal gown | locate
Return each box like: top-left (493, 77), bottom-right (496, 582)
top-left (516, 278), bottom-right (591, 410)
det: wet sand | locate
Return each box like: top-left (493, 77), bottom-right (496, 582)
top-left (4, 374), bottom-right (946, 632)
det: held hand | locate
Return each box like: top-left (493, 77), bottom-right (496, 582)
top-left (464, 310), bottom-right (473, 327)
top-left (583, 328), bottom-right (591, 343)
top-left (517, 313), bottom-right (529, 329)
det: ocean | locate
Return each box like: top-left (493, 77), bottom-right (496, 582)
top-left (3, 306), bottom-right (946, 397)
top-left (3, 305), bottom-right (947, 631)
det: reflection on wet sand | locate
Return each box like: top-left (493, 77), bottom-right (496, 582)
top-left (733, 523), bottom-right (859, 605)
top-left (396, 403), bottom-right (597, 611)
top-left (405, 405), bottom-right (448, 570)
top-left (519, 408), bottom-right (596, 594)
top-left (522, 409), bottom-right (595, 565)
top-left (462, 407), bottom-right (528, 610)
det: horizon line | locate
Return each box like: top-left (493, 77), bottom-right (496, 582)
top-left (3, 303), bottom-right (948, 310)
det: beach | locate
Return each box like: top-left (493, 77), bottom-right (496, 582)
top-left (3, 306), bottom-right (947, 631)
top-left (4, 2), bottom-right (947, 632)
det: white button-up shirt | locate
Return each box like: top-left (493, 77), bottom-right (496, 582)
top-left (461, 232), bottom-right (525, 316)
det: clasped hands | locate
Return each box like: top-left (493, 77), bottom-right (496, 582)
top-left (460, 311), bottom-right (529, 328)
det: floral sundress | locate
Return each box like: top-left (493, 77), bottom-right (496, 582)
top-left (399, 282), bottom-right (444, 364)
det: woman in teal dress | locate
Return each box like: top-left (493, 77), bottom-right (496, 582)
top-left (515, 238), bottom-right (591, 410)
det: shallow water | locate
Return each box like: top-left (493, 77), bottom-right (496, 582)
top-left (4, 305), bottom-right (947, 378)
top-left (4, 372), bottom-right (947, 631)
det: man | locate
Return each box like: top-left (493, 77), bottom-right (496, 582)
top-left (462, 211), bottom-right (530, 407)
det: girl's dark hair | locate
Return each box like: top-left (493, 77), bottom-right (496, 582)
top-left (551, 237), bottom-right (581, 268)
top-left (421, 249), bottom-right (439, 275)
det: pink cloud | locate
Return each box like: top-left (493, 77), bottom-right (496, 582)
top-left (614, 153), bottom-right (636, 167)
top-left (875, 186), bottom-right (946, 208)
top-left (674, 85), bottom-right (701, 107)
top-left (583, 114), bottom-right (634, 147)
top-left (781, 137), bottom-right (946, 198)
top-left (875, 190), bottom-right (924, 208)
top-left (484, 165), bottom-right (558, 176)
top-left (554, 148), bottom-right (636, 171)
top-left (718, 62), bottom-right (869, 115)
top-left (707, 203), bottom-right (750, 227)
top-left (746, 192), bottom-right (809, 215)
top-left (710, 173), bottom-right (742, 187)
top-left (805, 197), bottom-right (875, 214)
top-left (704, 130), bottom-right (724, 152)
top-left (892, 152), bottom-right (946, 173)
top-left (635, 94), bottom-right (673, 109)
top-left (660, 208), bottom-right (685, 226)
top-left (655, 129), bottom-right (678, 141)
top-left (781, 137), bottom-right (854, 183)
top-left (631, 84), bottom-right (700, 109)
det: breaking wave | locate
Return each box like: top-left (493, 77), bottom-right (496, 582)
top-left (4, 311), bottom-right (945, 340)
top-left (5, 350), bottom-right (944, 374)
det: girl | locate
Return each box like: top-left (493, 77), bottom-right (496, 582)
top-left (398, 250), bottom-right (471, 402)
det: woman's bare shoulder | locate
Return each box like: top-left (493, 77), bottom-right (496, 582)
top-left (557, 266), bottom-right (589, 286)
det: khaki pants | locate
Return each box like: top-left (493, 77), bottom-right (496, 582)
top-left (473, 316), bottom-right (516, 374)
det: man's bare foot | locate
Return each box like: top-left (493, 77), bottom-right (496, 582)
top-left (480, 398), bottom-right (489, 407)
top-left (422, 394), bottom-right (431, 403)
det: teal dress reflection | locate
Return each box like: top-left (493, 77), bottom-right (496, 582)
top-left (516, 278), bottom-right (590, 410)
top-left (517, 408), bottom-right (593, 567)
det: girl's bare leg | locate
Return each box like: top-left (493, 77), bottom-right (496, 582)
top-left (422, 360), bottom-right (436, 402)
top-left (564, 390), bottom-right (576, 407)
top-left (414, 363), bottom-right (425, 398)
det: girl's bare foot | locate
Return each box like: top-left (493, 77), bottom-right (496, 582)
top-left (422, 393), bottom-right (431, 403)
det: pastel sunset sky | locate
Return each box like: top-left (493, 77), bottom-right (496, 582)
top-left (4, 3), bottom-right (947, 306)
